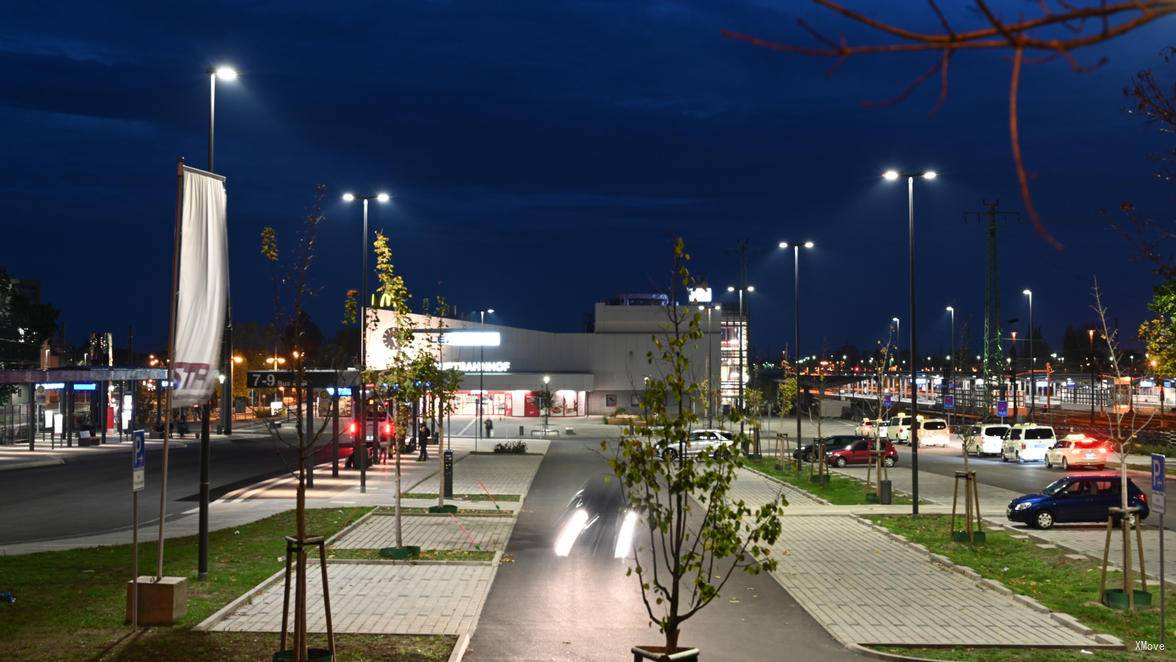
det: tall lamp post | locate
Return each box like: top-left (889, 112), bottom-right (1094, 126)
top-left (779, 241), bottom-right (813, 457)
top-left (542, 374), bottom-right (551, 432)
top-left (883, 168), bottom-right (937, 516)
top-left (1023, 289), bottom-right (1035, 420)
top-left (476, 308), bottom-right (495, 451)
top-left (197, 64), bottom-right (237, 582)
top-left (945, 305), bottom-right (954, 429)
top-left (726, 285), bottom-right (754, 442)
top-left (342, 191), bottom-right (390, 494)
top-left (892, 317), bottom-right (901, 401)
top-left (1089, 328), bottom-right (1097, 424)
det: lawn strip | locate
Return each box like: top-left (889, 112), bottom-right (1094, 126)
top-left (324, 548), bottom-right (496, 562)
top-left (744, 456), bottom-right (913, 505)
top-left (111, 631), bottom-right (454, 662)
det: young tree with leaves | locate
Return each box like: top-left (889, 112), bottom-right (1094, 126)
top-left (607, 239), bottom-right (785, 655)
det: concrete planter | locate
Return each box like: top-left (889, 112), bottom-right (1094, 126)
top-left (631, 645), bottom-right (700, 661)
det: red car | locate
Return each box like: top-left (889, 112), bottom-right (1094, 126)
top-left (826, 437), bottom-right (898, 468)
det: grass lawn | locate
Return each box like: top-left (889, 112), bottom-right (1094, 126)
top-left (401, 492), bottom-right (521, 502)
top-left (326, 548), bottom-right (497, 562)
top-left (744, 456), bottom-right (913, 505)
top-left (868, 514), bottom-right (1176, 661)
top-left (0, 507), bottom-right (454, 662)
top-left (374, 506), bottom-right (513, 517)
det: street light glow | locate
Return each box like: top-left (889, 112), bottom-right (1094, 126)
top-left (945, 306), bottom-right (954, 312)
top-left (213, 66), bottom-right (238, 81)
top-left (486, 308), bottom-right (495, 314)
top-left (803, 241), bottom-right (814, 249)
top-left (747, 285), bottom-right (755, 292)
top-left (922, 170), bottom-right (937, 180)
top-left (778, 241), bottom-right (788, 249)
top-left (376, 192), bottom-right (390, 203)
top-left (883, 170), bottom-right (900, 181)
top-left (543, 375), bottom-right (551, 384)
top-left (342, 192), bottom-right (356, 202)
top-left (727, 286), bottom-right (735, 292)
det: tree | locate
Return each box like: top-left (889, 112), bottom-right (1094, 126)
top-left (723, 1), bottom-right (1176, 249)
top-left (258, 187), bottom-right (339, 661)
top-left (606, 238), bottom-right (785, 654)
top-left (0, 266), bottom-right (59, 402)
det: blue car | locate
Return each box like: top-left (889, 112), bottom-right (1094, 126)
top-left (1007, 474), bottom-right (1149, 530)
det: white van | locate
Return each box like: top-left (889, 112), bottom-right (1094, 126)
top-left (903, 418), bottom-right (950, 447)
top-left (887, 414), bottom-right (913, 444)
top-left (964, 423), bottom-right (1010, 456)
top-left (1001, 424), bottom-right (1057, 463)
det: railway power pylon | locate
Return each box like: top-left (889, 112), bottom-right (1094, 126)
top-left (964, 201), bottom-right (1019, 413)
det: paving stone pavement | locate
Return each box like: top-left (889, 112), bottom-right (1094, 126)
top-left (333, 514), bottom-right (514, 551)
top-left (451, 454), bottom-right (543, 496)
top-left (729, 472), bottom-right (1112, 648)
top-left (210, 562), bottom-right (495, 635)
top-left (994, 519), bottom-right (1176, 586)
top-left (730, 467), bottom-right (822, 507)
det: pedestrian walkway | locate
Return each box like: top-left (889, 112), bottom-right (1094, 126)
top-left (333, 513), bottom-right (514, 551)
top-left (209, 562), bottom-right (496, 635)
top-left (730, 471), bottom-right (1117, 649)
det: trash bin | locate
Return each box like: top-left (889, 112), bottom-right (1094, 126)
top-left (880, 480), bottom-right (893, 505)
top-left (519, 425), bottom-right (525, 436)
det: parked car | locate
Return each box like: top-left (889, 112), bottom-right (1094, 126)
top-left (1000, 423), bottom-right (1057, 463)
top-left (1045, 434), bottom-right (1110, 470)
top-left (661, 428), bottom-right (735, 459)
top-left (793, 435), bottom-right (860, 463)
top-left (887, 414), bottom-right (914, 444)
top-left (964, 423), bottom-right (1010, 457)
top-left (855, 418), bottom-right (880, 437)
top-left (1007, 474), bottom-right (1148, 529)
top-left (898, 418), bottom-right (949, 447)
top-left (826, 437), bottom-right (898, 468)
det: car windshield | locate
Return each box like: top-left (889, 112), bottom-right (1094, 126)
top-left (923, 421), bottom-right (946, 430)
top-left (1024, 428), bottom-right (1054, 440)
top-left (1042, 478), bottom-right (1071, 496)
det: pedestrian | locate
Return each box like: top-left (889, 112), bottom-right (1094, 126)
top-left (178, 409), bottom-right (188, 438)
top-left (418, 424), bottom-right (430, 461)
top-left (484, 417), bottom-right (493, 438)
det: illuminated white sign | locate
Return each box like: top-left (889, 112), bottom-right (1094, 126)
top-left (443, 361), bottom-right (510, 373)
top-left (441, 331), bottom-right (501, 347)
top-left (689, 287), bottom-right (712, 303)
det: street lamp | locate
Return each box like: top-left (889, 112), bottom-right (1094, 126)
top-left (779, 240), bottom-right (814, 456)
top-left (883, 168), bottom-right (937, 516)
top-left (208, 65), bottom-right (238, 436)
top-left (945, 306), bottom-right (954, 430)
top-left (542, 374), bottom-right (551, 432)
top-left (1023, 289), bottom-right (1035, 419)
top-left (475, 308), bottom-right (495, 450)
top-left (342, 191), bottom-right (391, 493)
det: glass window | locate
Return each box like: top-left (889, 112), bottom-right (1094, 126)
top-left (1008, 429), bottom-right (1022, 440)
top-left (1093, 480), bottom-right (1117, 494)
top-left (852, 441), bottom-right (870, 451)
top-left (1064, 481), bottom-right (1088, 495)
top-left (1043, 478), bottom-right (1069, 496)
top-left (924, 421), bottom-right (947, 430)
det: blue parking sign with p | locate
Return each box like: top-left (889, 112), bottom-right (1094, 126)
top-left (996, 400), bottom-right (1008, 418)
top-left (883, 394), bottom-right (892, 408)
top-left (1153, 454), bottom-right (1166, 493)
top-left (132, 430), bottom-right (146, 492)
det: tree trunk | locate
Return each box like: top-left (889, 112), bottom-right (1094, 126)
top-left (295, 382), bottom-right (307, 662)
top-left (394, 400), bottom-right (403, 548)
top-left (664, 625), bottom-right (680, 651)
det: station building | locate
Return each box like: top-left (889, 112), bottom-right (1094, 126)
top-left (363, 296), bottom-right (748, 418)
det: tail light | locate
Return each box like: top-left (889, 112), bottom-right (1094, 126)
top-left (1099, 447), bottom-right (1108, 454)
top-left (1020, 443), bottom-right (1026, 450)
top-left (1140, 492), bottom-right (1148, 503)
top-left (383, 422), bottom-right (392, 434)
top-left (348, 421), bottom-right (357, 434)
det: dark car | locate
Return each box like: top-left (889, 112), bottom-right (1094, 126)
top-left (826, 438), bottom-right (898, 468)
top-left (1006, 474), bottom-right (1149, 530)
top-left (793, 435), bottom-right (864, 463)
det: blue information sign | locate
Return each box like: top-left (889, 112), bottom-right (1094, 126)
top-left (883, 394), bottom-right (892, 409)
top-left (996, 400), bottom-right (1008, 418)
top-left (1153, 454), bottom-right (1166, 493)
top-left (944, 394), bottom-right (955, 410)
top-left (132, 430), bottom-right (146, 492)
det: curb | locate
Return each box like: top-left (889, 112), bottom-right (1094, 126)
top-left (847, 643), bottom-right (949, 662)
top-left (0, 457), bottom-right (64, 471)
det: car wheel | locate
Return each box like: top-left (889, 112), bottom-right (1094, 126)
top-left (1001, 453), bottom-right (1008, 463)
top-left (1045, 457), bottom-right (1053, 468)
top-left (883, 456), bottom-right (896, 467)
top-left (1061, 458), bottom-right (1069, 471)
top-left (1034, 510), bottom-right (1055, 530)
top-left (1016, 452), bottom-right (1023, 464)
top-left (835, 457), bottom-right (847, 468)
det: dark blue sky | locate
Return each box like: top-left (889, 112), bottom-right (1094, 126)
top-left (2, 1), bottom-right (1171, 359)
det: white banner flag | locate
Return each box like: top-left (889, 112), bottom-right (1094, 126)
top-left (171, 166), bottom-right (228, 408)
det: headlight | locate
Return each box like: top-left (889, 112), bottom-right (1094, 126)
top-left (1014, 502), bottom-right (1033, 511)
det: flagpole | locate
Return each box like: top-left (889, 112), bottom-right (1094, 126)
top-left (157, 158), bottom-right (185, 579)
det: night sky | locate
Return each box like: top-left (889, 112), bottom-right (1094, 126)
top-left (2, 1), bottom-right (1171, 360)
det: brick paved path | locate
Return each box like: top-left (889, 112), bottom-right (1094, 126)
top-left (211, 562), bottom-right (494, 635)
top-left (334, 514), bottom-right (514, 551)
top-left (728, 472), bottom-right (1114, 648)
top-left (451, 454), bottom-right (543, 495)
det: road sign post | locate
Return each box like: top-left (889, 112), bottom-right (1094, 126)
top-left (996, 400), bottom-right (1008, 422)
top-left (1154, 453), bottom-right (1166, 648)
top-left (130, 430), bottom-right (146, 628)
top-left (883, 394), bottom-right (892, 409)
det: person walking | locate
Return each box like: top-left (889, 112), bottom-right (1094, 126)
top-left (418, 424), bottom-right (430, 461)
top-left (484, 417), bottom-right (493, 438)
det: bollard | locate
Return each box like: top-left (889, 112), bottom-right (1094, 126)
top-left (519, 425), bottom-right (524, 436)
top-left (443, 450), bottom-right (454, 498)
top-left (880, 480), bottom-right (893, 505)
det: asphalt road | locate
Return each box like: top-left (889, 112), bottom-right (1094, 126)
top-left (0, 432), bottom-right (300, 544)
top-left (895, 444), bottom-right (1176, 530)
top-left (466, 438), bottom-right (860, 662)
